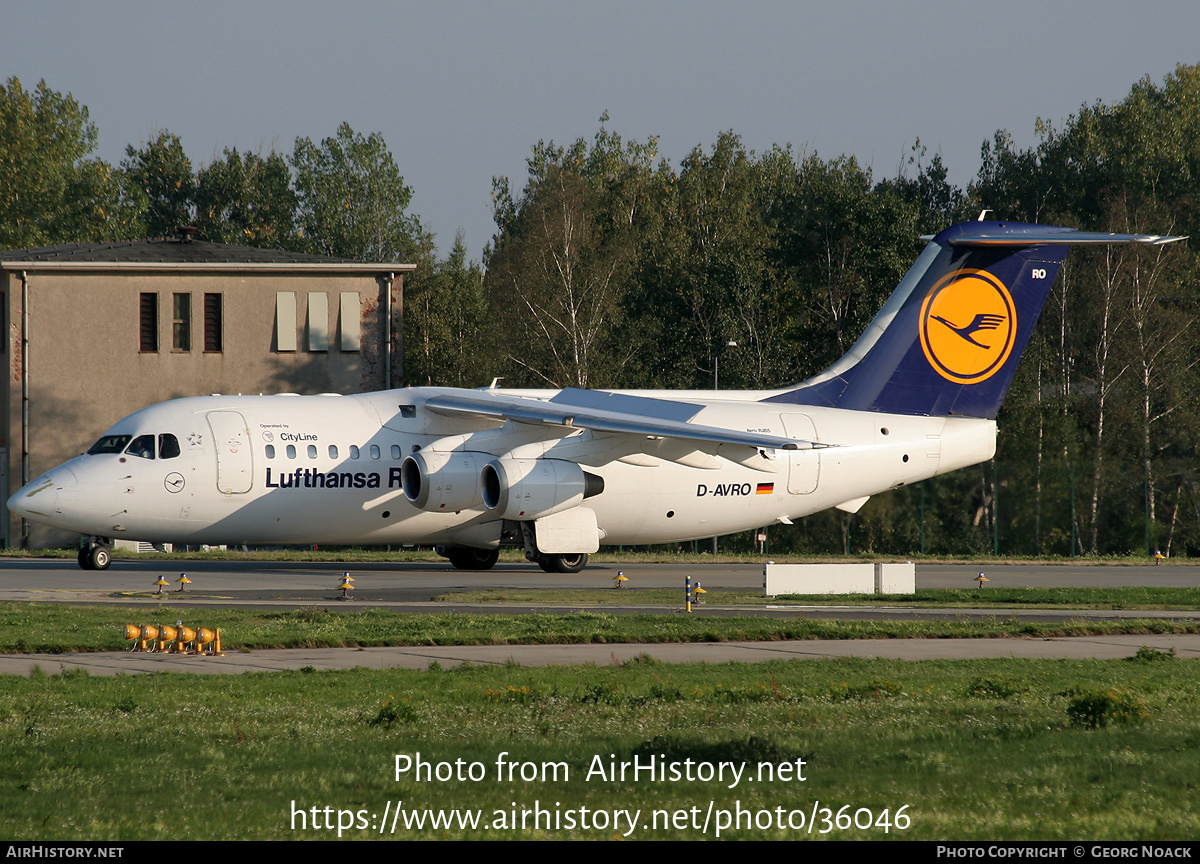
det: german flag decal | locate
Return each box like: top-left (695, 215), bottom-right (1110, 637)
top-left (756, 482), bottom-right (774, 495)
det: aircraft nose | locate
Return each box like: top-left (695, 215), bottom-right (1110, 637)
top-left (7, 467), bottom-right (77, 522)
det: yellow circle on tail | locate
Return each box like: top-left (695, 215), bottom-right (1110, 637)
top-left (919, 269), bottom-right (1016, 384)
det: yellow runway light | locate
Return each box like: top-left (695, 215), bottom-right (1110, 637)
top-left (123, 621), bottom-right (225, 655)
top-left (156, 623), bottom-right (179, 652)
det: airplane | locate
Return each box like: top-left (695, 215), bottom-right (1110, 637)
top-left (7, 219), bottom-right (1185, 572)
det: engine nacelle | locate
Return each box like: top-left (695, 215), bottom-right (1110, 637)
top-left (401, 450), bottom-right (488, 512)
top-left (482, 458), bottom-right (591, 520)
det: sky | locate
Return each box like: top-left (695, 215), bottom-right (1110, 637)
top-left (5, 1), bottom-right (1199, 260)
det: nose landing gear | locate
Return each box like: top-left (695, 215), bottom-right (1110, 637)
top-left (78, 538), bottom-right (113, 571)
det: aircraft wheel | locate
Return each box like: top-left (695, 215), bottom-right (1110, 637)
top-left (446, 546), bottom-right (500, 571)
top-left (77, 547), bottom-right (93, 570)
top-left (545, 553), bottom-right (588, 574)
top-left (88, 545), bottom-right (112, 571)
top-left (536, 555), bottom-right (555, 573)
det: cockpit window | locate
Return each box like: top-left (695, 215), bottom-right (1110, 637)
top-left (88, 435), bottom-right (131, 455)
top-left (158, 434), bottom-right (181, 459)
top-left (125, 434), bottom-right (156, 460)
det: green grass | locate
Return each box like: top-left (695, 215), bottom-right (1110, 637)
top-left (2, 602), bottom-right (1199, 654)
top-left (1, 657), bottom-right (1197, 839)
top-left (437, 585), bottom-right (1200, 609)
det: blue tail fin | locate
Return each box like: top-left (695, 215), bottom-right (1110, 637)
top-left (764, 220), bottom-right (1183, 419)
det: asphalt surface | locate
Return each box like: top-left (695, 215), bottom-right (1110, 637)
top-left (3, 557), bottom-right (1199, 602)
top-left (1, 558), bottom-right (1197, 673)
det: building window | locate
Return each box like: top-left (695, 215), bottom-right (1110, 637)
top-left (172, 293), bottom-right (191, 351)
top-left (339, 292), bottom-right (361, 351)
top-left (275, 292), bottom-right (297, 352)
top-left (308, 292), bottom-right (329, 352)
top-left (139, 293), bottom-right (158, 352)
top-left (204, 293), bottom-right (222, 352)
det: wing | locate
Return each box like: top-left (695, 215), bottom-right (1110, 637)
top-left (422, 387), bottom-right (823, 452)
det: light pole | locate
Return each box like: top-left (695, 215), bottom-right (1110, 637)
top-left (712, 341), bottom-right (737, 391)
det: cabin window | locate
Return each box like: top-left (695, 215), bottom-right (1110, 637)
top-left (125, 435), bottom-right (155, 459)
top-left (158, 434), bottom-right (181, 459)
top-left (307, 445), bottom-right (318, 459)
top-left (350, 445), bottom-right (360, 459)
top-left (369, 445), bottom-right (380, 459)
top-left (172, 293), bottom-right (191, 351)
top-left (265, 444), bottom-right (276, 459)
top-left (139, 293), bottom-right (158, 352)
top-left (390, 445), bottom-right (401, 459)
top-left (286, 445), bottom-right (296, 459)
top-left (88, 435), bottom-right (132, 455)
top-left (328, 445), bottom-right (339, 459)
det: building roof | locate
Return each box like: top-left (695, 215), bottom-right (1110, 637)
top-left (0, 235), bottom-right (415, 273)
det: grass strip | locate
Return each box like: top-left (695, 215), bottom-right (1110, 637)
top-left (1, 602), bottom-right (1198, 654)
top-left (1, 656), bottom-right (1197, 839)
top-left (435, 585), bottom-right (1200, 609)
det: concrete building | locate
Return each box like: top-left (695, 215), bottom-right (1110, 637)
top-left (1, 232), bottom-right (414, 547)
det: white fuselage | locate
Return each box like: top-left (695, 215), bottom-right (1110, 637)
top-left (14, 387), bottom-right (996, 547)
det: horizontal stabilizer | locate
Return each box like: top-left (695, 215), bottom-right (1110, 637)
top-left (920, 227), bottom-right (1187, 246)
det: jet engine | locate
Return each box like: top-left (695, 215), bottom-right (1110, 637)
top-left (400, 449), bottom-right (489, 512)
top-left (481, 458), bottom-right (603, 520)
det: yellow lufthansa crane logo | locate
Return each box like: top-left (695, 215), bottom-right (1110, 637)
top-left (919, 269), bottom-right (1016, 384)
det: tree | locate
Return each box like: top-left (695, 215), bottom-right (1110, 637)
top-left (971, 64), bottom-right (1200, 555)
top-left (404, 232), bottom-right (489, 387)
top-left (195, 148), bottom-right (297, 247)
top-left (647, 133), bottom-right (779, 389)
top-left (773, 152), bottom-right (922, 373)
top-left (291, 123), bottom-right (419, 261)
top-left (880, 140), bottom-right (970, 232)
top-left (485, 120), bottom-right (659, 388)
top-left (120, 130), bottom-right (195, 238)
top-left (0, 77), bottom-right (128, 248)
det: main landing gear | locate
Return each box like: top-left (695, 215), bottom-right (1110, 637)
top-left (78, 538), bottom-right (113, 571)
top-left (443, 545), bottom-right (501, 571)
top-left (537, 553), bottom-right (589, 574)
top-left (439, 545), bottom-right (589, 573)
